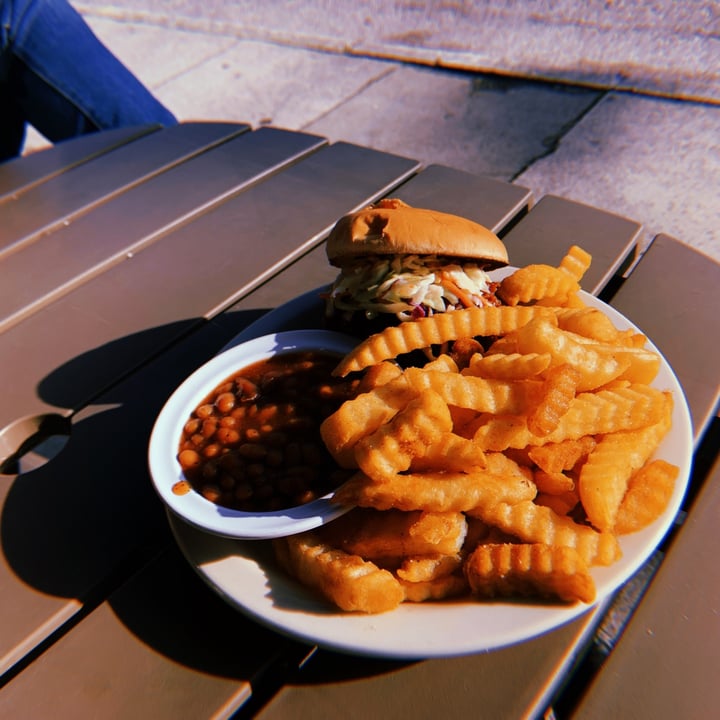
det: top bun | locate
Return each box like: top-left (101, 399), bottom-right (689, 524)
top-left (326, 198), bottom-right (508, 268)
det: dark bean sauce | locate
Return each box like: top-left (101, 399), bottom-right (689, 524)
top-left (177, 351), bottom-right (359, 512)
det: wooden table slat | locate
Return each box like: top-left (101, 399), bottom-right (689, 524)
top-left (255, 606), bottom-right (608, 720)
top-left (501, 194), bottom-right (642, 294)
top-left (0, 124), bottom-right (162, 201)
top-left (389, 163), bottom-right (533, 233)
top-left (0, 127), bottom-right (328, 331)
top-left (0, 122), bottom-right (249, 252)
top-left (609, 233), bottom-right (720, 442)
top-left (573, 454), bottom-right (720, 719)
top-left (0, 543), bottom-right (291, 720)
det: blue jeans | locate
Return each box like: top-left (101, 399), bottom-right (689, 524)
top-left (0, 0), bottom-right (177, 161)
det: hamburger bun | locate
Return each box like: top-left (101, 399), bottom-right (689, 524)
top-left (326, 198), bottom-right (508, 267)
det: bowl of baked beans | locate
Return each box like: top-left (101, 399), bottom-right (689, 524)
top-left (149, 330), bottom-right (361, 539)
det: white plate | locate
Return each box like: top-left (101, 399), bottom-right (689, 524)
top-left (168, 273), bottom-right (693, 659)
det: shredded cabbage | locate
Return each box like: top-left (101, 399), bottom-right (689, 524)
top-left (327, 254), bottom-right (498, 321)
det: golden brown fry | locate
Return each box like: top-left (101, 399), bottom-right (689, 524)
top-left (555, 307), bottom-right (624, 343)
top-left (474, 500), bottom-right (621, 566)
top-left (404, 367), bottom-right (541, 415)
top-left (614, 459), bottom-right (679, 535)
top-left (516, 317), bottom-right (627, 392)
top-left (465, 543), bottom-right (596, 603)
top-left (593, 345), bottom-right (661, 385)
top-left (333, 469), bottom-right (537, 513)
top-left (528, 436), bottom-right (597, 474)
top-left (396, 553), bottom-right (463, 582)
top-left (498, 264), bottom-right (580, 306)
top-left (354, 389), bottom-right (452, 477)
top-left (485, 332), bottom-right (520, 356)
top-left (423, 354), bottom-right (460, 373)
top-left (578, 394), bottom-right (673, 532)
top-left (356, 360), bottom-right (403, 393)
top-left (273, 531), bottom-right (404, 613)
top-left (464, 352), bottom-right (552, 380)
top-left (527, 364), bottom-right (582, 436)
top-left (558, 245), bottom-right (593, 283)
top-left (320, 375), bottom-right (415, 466)
top-left (535, 490), bottom-right (580, 516)
top-left (400, 574), bottom-right (469, 602)
top-left (533, 469), bottom-right (575, 495)
top-left (325, 509), bottom-right (467, 559)
top-left (409, 432), bottom-right (487, 473)
top-left (473, 386), bottom-right (670, 451)
top-left (332, 306), bottom-right (557, 376)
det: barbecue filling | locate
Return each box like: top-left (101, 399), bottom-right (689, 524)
top-left (325, 254), bottom-right (501, 323)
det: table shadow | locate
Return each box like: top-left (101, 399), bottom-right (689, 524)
top-left (1, 308), bottom-right (417, 684)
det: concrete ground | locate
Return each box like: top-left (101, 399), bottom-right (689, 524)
top-left (28, 2), bottom-right (720, 263)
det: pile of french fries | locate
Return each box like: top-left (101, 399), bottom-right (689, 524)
top-left (273, 247), bottom-right (679, 613)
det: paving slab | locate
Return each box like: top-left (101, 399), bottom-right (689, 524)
top-left (152, 40), bottom-right (397, 131)
top-left (517, 93), bottom-right (720, 262)
top-left (303, 68), bottom-right (602, 181)
top-left (74, 0), bottom-right (720, 103)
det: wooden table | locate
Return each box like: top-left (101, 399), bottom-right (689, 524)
top-left (0, 122), bottom-right (718, 719)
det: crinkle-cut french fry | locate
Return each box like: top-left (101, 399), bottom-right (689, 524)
top-left (497, 264), bottom-right (580, 306)
top-left (354, 389), bottom-right (452, 478)
top-left (527, 364), bottom-right (582, 436)
top-left (332, 306), bottom-right (557, 376)
top-left (555, 307), bottom-right (625, 343)
top-left (396, 553), bottom-right (463, 582)
top-left (332, 468), bottom-right (537, 513)
top-left (594, 345), bottom-right (661, 385)
top-left (533, 469), bottom-right (575, 495)
top-left (474, 500), bottom-right (620, 567)
top-left (465, 543), bottom-right (596, 603)
top-left (516, 317), bottom-right (628, 392)
top-left (463, 352), bottom-right (552, 380)
top-left (558, 245), bottom-right (593, 283)
top-left (535, 491), bottom-right (580, 516)
top-left (473, 386), bottom-right (670, 451)
top-left (404, 367), bottom-right (541, 415)
top-left (409, 432), bottom-right (487, 472)
top-left (578, 394), bottom-right (673, 531)
top-left (484, 450), bottom-right (535, 481)
top-left (485, 332), bottom-right (520, 356)
top-left (528, 436), bottom-right (597, 474)
top-left (326, 509), bottom-right (467, 559)
top-left (400, 574), bottom-right (469, 602)
top-left (536, 292), bottom-right (586, 309)
top-left (614, 459), bottom-right (679, 535)
top-left (422, 354), bottom-right (459, 373)
top-left (356, 360), bottom-right (403, 393)
top-left (559, 326), bottom-right (647, 350)
top-left (273, 532), bottom-right (404, 613)
top-left (320, 375), bottom-right (415, 466)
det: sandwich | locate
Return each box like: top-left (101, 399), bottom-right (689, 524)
top-left (324, 198), bottom-right (508, 332)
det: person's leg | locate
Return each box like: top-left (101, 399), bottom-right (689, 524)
top-left (0, 29), bottom-right (26, 160)
top-left (2, 0), bottom-right (176, 152)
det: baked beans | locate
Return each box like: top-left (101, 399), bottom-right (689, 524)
top-left (177, 351), bottom-right (360, 512)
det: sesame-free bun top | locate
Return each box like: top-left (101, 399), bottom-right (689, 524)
top-left (326, 198), bottom-right (508, 268)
